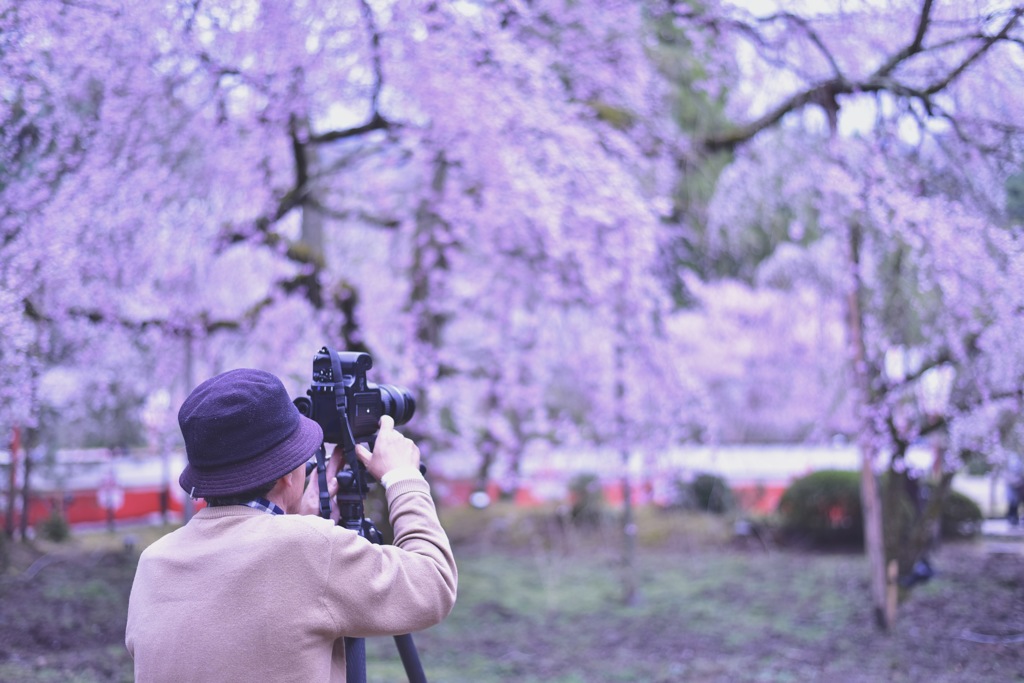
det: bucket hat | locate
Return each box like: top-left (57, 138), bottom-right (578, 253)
top-left (177, 368), bottom-right (323, 498)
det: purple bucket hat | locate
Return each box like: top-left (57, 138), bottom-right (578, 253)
top-left (177, 369), bottom-right (323, 498)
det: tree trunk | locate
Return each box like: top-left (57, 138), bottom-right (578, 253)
top-left (861, 455), bottom-right (891, 629)
top-left (4, 426), bottom-right (18, 538)
top-left (406, 152), bottom-right (452, 437)
top-left (183, 330), bottom-right (196, 523)
top-left (615, 336), bottom-right (639, 606)
top-left (619, 440), bottom-right (638, 606)
top-left (884, 462), bottom-right (953, 601)
top-left (845, 222), bottom-right (893, 629)
top-left (19, 439), bottom-right (32, 540)
top-left (474, 437), bottom-right (497, 496)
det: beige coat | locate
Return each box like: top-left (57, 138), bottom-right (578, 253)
top-left (125, 478), bottom-right (457, 682)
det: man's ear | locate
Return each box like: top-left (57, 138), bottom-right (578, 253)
top-left (267, 474), bottom-right (291, 498)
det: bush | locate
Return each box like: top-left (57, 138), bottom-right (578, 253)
top-left (675, 473), bottom-right (735, 514)
top-left (778, 469), bottom-right (984, 547)
top-left (940, 489), bottom-right (983, 538)
top-left (778, 469), bottom-right (863, 546)
top-left (38, 509), bottom-right (71, 543)
top-left (568, 473), bottom-right (605, 526)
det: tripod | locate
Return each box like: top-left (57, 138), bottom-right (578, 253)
top-left (313, 437), bottom-right (428, 683)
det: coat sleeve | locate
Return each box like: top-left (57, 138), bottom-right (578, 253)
top-left (318, 478), bottom-right (457, 637)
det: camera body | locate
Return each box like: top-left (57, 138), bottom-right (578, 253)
top-left (293, 346), bottom-right (416, 446)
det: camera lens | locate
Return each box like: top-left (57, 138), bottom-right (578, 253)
top-left (293, 396), bottom-right (313, 417)
top-left (377, 384), bottom-right (416, 426)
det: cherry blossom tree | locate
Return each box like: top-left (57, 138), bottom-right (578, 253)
top-left (1, 0), bottom-right (679, 502)
top-left (5, 0), bottom-right (1024, 627)
top-left (668, 270), bottom-right (854, 444)
top-left (670, 0), bottom-right (1024, 627)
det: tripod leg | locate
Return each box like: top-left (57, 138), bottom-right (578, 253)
top-left (394, 633), bottom-right (427, 683)
top-left (345, 636), bottom-right (367, 683)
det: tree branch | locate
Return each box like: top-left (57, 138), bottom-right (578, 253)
top-left (699, 3), bottom-right (1023, 153)
top-left (304, 196), bottom-right (401, 229)
top-left (308, 111), bottom-right (392, 145)
top-left (702, 78), bottom-right (861, 151)
top-left (359, 0), bottom-right (385, 114)
top-left (771, 11), bottom-right (844, 79)
top-left (922, 6), bottom-right (1024, 96)
top-left (874, 0), bottom-right (934, 79)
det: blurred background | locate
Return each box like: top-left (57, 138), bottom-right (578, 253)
top-left (2, 1), bottom-right (1024, 679)
top-left (3, 0), bottom-right (1024, 651)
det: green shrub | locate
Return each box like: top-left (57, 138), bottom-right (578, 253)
top-left (568, 472), bottom-right (605, 526)
top-left (778, 469), bottom-right (863, 546)
top-left (778, 469), bottom-right (984, 547)
top-left (38, 509), bottom-right (71, 542)
top-left (676, 472), bottom-right (735, 514)
top-left (940, 489), bottom-right (982, 538)
top-left (671, 472), bottom-right (736, 514)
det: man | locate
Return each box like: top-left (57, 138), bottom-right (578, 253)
top-left (125, 368), bottom-right (457, 682)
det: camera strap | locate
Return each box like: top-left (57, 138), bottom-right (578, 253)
top-left (314, 443), bottom-right (331, 519)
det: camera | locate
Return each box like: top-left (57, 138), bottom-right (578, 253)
top-left (293, 346), bottom-right (416, 445)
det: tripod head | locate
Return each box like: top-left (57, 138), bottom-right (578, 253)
top-left (309, 444), bottom-right (383, 542)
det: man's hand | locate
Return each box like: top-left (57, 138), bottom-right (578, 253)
top-left (297, 445), bottom-right (342, 517)
top-left (355, 415), bottom-right (421, 481)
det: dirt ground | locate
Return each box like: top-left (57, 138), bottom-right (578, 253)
top-left (1, 522), bottom-right (1023, 682)
top-left (408, 535), bottom-right (1024, 683)
top-left (0, 541), bottom-right (137, 682)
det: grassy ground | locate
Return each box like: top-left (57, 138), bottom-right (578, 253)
top-left (1, 505), bottom-right (1022, 682)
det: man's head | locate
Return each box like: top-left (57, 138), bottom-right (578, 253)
top-left (177, 368), bottom-right (323, 499)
